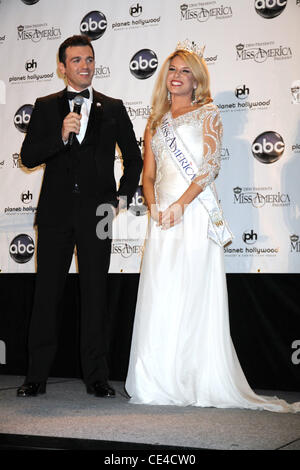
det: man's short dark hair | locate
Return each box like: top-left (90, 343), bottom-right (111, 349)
top-left (58, 35), bottom-right (95, 65)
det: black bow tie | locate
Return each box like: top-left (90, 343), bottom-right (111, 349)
top-left (67, 89), bottom-right (90, 101)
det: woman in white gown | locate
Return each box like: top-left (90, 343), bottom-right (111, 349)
top-left (125, 41), bottom-right (300, 413)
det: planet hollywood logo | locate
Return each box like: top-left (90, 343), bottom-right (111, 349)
top-left (129, 185), bottom-right (148, 216)
top-left (112, 3), bottom-right (161, 30)
top-left (25, 58), bottom-right (37, 72)
top-left (111, 242), bottom-right (144, 258)
top-left (17, 23), bottom-right (61, 42)
top-left (5, 203), bottom-right (36, 216)
top-left (21, 190), bottom-right (33, 204)
top-left (125, 101), bottom-right (152, 120)
top-left (254, 0), bottom-right (287, 18)
top-left (204, 53), bottom-right (218, 66)
top-left (225, 227), bottom-right (280, 259)
top-left (130, 2), bottom-right (143, 17)
top-left (14, 104), bottom-right (33, 133)
top-left (233, 186), bottom-right (290, 208)
top-left (290, 234), bottom-right (300, 253)
top-left (217, 84), bottom-right (271, 113)
top-left (130, 49), bottom-right (158, 79)
top-left (9, 234), bottom-right (35, 264)
top-left (252, 131), bottom-right (285, 164)
top-left (225, 239), bottom-right (279, 258)
top-left (80, 11), bottom-right (107, 40)
top-left (243, 230), bottom-right (258, 245)
top-left (236, 42), bottom-right (292, 62)
top-left (180, 2), bottom-right (233, 22)
top-left (235, 84), bottom-right (249, 100)
top-left (9, 59), bottom-right (54, 85)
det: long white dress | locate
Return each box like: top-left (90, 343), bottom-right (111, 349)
top-left (125, 104), bottom-right (300, 413)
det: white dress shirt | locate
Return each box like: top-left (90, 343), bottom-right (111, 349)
top-left (67, 85), bottom-right (93, 143)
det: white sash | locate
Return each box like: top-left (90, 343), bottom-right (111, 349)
top-left (158, 112), bottom-right (233, 247)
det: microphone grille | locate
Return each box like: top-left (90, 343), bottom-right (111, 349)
top-left (74, 95), bottom-right (84, 106)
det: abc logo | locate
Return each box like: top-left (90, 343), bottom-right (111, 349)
top-left (80, 11), bottom-right (107, 40)
top-left (252, 131), bottom-right (285, 164)
top-left (130, 49), bottom-right (158, 79)
top-left (14, 104), bottom-right (33, 133)
top-left (129, 186), bottom-right (148, 216)
top-left (21, 0), bottom-right (40, 4)
top-left (255, 0), bottom-right (287, 18)
top-left (9, 234), bottom-right (35, 264)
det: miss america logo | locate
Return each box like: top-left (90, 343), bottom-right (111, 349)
top-left (236, 42), bottom-right (292, 63)
top-left (17, 24), bottom-right (61, 42)
top-left (180, 2), bottom-right (232, 22)
top-left (290, 235), bottom-right (300, 253)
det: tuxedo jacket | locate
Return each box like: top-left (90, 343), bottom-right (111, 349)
top-left (21, 88), bottom-right (142, 226)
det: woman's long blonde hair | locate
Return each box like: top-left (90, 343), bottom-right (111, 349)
top-left (149, 49), bottom-right (212, 134)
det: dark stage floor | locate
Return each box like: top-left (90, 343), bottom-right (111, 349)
top-left (0, 375), bottom-right (300, 451)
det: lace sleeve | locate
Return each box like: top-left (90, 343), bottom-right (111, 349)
top-left (193, 106), bottom-right (223, 190)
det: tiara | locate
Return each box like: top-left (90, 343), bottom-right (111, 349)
top-left (176, 39), bottom-right (205, 58)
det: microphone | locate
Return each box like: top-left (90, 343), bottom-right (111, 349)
top-left (68, 95), bottom-right (84, 146)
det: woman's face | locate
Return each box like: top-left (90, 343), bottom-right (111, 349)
top-left (166, 55), bottom-right (197, 100)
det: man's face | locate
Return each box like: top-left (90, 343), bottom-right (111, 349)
top-left (59, 45), bottom-right (95, 91)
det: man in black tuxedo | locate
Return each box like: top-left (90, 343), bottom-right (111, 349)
top-left (17, 35), bottom-right (142, 398)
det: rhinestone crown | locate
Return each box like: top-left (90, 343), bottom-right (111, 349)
top-left (176, 39), bottom-right (205, 58)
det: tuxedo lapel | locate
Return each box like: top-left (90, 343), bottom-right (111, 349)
top-left (81, 89), bottom-right (103, 145)
top-left (57, 88), bottom-right (70, 123)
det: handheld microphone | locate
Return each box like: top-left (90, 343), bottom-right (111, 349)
top-left (68, 95), bottom-right (84, 146)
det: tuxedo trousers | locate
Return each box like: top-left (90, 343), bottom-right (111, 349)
top-left (26, 193), bottom-right (112, 385)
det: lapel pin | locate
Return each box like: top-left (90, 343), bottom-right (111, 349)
top-left (96, 102), bottom-right (102, 107)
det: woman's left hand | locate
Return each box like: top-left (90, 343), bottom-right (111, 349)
top-left (160, 202), bottom-right (185, 230)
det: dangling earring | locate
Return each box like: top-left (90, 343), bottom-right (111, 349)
top-left (167, 90), bottom-right (172, 104)
top-left (191, 86), bottom-right (197, 106)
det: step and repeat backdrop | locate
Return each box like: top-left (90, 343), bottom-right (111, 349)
top-left (0, 0), bottom-right (300, 274)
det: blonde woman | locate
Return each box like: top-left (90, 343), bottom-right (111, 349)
top-left (125, 41), bottom-right (299, 413)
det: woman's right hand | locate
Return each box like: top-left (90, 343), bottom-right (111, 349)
top-left (150, 204), bottom-right (162, 225)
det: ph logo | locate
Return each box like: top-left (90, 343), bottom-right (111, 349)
top-left (235, 84), bottom-right (249, 100)
top-left (130, 3), bottom-right (143, 17)
top-left (14, 104), bottom-right (33, 133)
top-left (0, 340), bottom-right (5, 365)
top-left (9, 234), bottom-right (35, 263)
top-left (130, 49), bottom-right (158, 79)
top-left (25, 59), bottom-right (37, 72)
top-left (21, 190), bottom-right (33, 204)
top-left (243, 230), bottom-right (258, 244)
top-left (252, 131), bottom-right (285, 164)
top-left (80, 11), bottom-right (107, 40)
top-left (255, 0), bottom-right (287, 18)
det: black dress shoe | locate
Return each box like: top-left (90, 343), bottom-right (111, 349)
top-left (87, 381), bottom-right (115, 398)
top-left (17, 382), bottom-right (46, 397)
